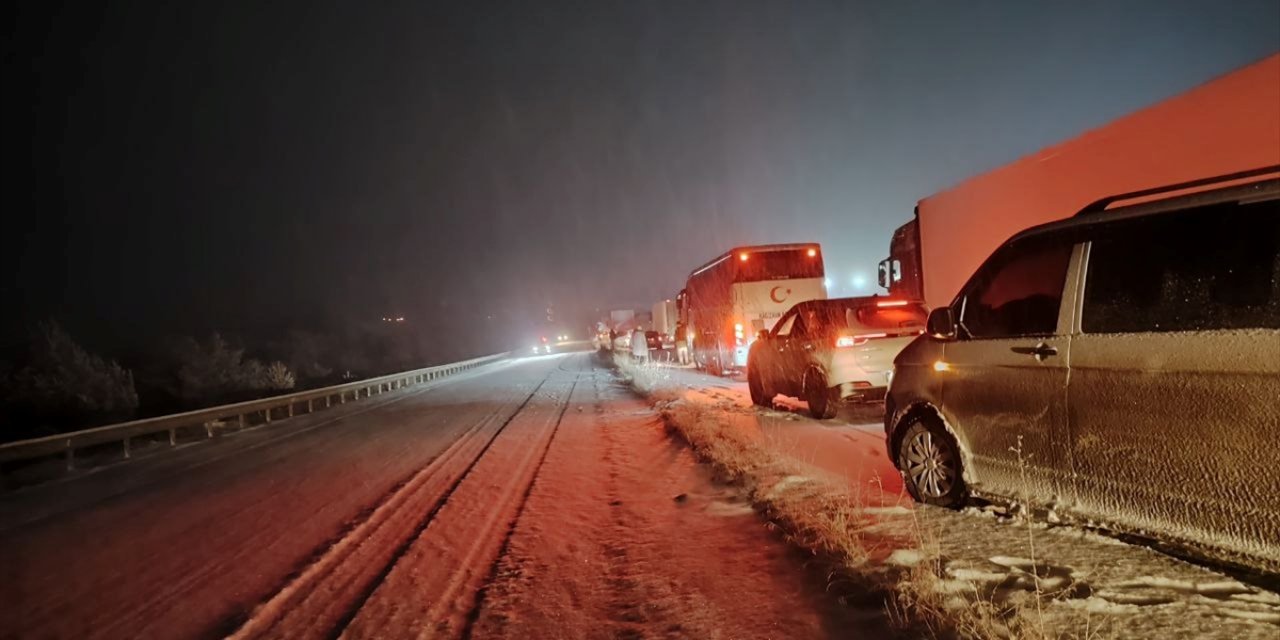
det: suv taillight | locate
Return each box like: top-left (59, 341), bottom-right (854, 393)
top-left (835, 333), bottom-right (887, 348)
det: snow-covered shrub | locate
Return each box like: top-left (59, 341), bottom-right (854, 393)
top-left (259, 361), bottom-right (296, 391)
top-left (2, 321), bottom-right (139, 427)
top-left (173, 334), bottom-right (294, 399)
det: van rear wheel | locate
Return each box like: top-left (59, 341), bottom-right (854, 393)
top-left (896, 418), bottom-right (966, 507)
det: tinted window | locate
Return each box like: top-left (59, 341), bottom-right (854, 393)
top-left (735, 248), bottom-right (824, 282)
top-left (790, 310), bottom-right (812, 337)
top-left (853, 303), bottom-right (928, 330)
top-left (960, 236), bottom-right (1074, 338)
top-left (774, 312), bottom-right (797, 336)
top-left (1083, 199), bottom-right (1280, 333)
top-left (781, 301), bottom-right (927, 334)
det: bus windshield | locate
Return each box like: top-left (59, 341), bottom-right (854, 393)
top-left (735, 248), bottom-right (823, 282)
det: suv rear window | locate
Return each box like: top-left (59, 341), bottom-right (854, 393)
top-left (791, 301), bottom-right (926, 335)
top-left (852, 303), bottom-right (928, 330)
top-left (1083, 198), bottom-right (1280, 333)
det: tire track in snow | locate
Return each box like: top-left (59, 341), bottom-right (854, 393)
top-left (458, 373), bottom-right (580, 640)
top-left (225, 376), bottom-right (550, 640)
top-left (59, 376), bottom-right (531, 640)
top-left (337, 360), bottom-right (582, 637)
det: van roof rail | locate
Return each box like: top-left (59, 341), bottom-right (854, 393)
top-left (1075, 164), bottom-right (1280, 216)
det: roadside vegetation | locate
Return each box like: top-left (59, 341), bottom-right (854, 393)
top-left (0, 321), bottom-right (139, 436)
top-left (611, 352), bottom-right (1081, 640)
top-left (0, 317), bottom-right (503, 443)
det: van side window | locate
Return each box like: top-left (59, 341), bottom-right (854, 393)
top-left (959, 236), bottom-right (1074, 339)
top-left (1083, 199), bottom-right (1280, 333)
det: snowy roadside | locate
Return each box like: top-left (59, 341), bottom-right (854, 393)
top-left (612, 354), bottom-right (1280, 639)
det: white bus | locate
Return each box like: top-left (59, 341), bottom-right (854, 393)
top-left (678, 243), bottom-right (827, 374)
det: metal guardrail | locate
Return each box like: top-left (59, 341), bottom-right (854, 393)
top-left (0, 352), bottom-right (511, 471)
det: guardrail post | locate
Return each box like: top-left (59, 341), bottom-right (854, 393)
top-left (169, 429), bottom-right (177, 447)
top-left (339, 391), bottom-right (346, 404)
top-left (123, 437), bottom-right (131, 459)
top-left (264, 408), bottom-right (272, 424)
top-left (287, 403), bottom-right (294, 418)
top-left (65, 447), bottom-right (75, 471)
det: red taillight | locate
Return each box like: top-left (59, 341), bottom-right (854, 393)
top-left (836, 333), bottom-right (887, 348)
top-left (807, 248), bottom-right (817, 257)
top-left (876, 300), bottom-right (909, 307)
top-left (739, 252), bottom-right (749, 261)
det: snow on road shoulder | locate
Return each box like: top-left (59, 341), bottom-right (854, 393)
top-left (614, 356), bottom-right (1280, 639)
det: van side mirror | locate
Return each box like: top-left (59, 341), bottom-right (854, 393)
top-left (877, 260), bottom-right (890, 289)
top-left (756, 329), bottom-right (770, 342)
top-left (927, 308), bottom-right (957, 341)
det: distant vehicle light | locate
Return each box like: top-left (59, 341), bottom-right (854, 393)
top-left (835, 336), bottom-right (856, 348)
top-left (876, 300), bottom-right (909, 307)
top-left (739, 252), bottom-right (749, 261)
top-left (933, 360), bottom-right (951, 372)
top-left (807, 248), bottom-right (817, 257)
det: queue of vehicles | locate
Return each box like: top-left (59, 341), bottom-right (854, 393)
top-left (650, 53), bottom-right (1280, 571)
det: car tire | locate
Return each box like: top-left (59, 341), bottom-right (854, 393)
top-left (747, 366), bottom-right (771, 407)
top-left (707, 351), bottom-right (723, 377)
top-left (895, 417), bottom-right (966, 507)
top-left (804, 370), bottom-right (838, 420)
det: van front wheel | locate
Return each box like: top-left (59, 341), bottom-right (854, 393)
top-left (896, 418), bottom-right (966, 507)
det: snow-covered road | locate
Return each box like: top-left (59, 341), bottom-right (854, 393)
top-left (0, 353), bottom-right (868, 639)
top-left (634, 361), bottom-right (1280, 637)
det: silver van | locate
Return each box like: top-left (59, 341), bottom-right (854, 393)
top-left (884, 172), bottom-right (1280, 572)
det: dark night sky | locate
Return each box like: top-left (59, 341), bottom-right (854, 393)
top-left (5, 1), bottom-right (1279, 353)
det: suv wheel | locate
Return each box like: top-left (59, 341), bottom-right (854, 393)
top-left (804, 370), bottom-right (838, 419)
top-left (747, 366), bottom-right (772, 407)
top-left (895, 417), bottom-right (966, 507)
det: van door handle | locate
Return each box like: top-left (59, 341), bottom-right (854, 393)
top-left (1011, 343), bottom-right (1058, 361)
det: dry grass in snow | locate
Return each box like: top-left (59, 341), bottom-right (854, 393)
top-left (611, 353), bottom-right (1090, 640)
